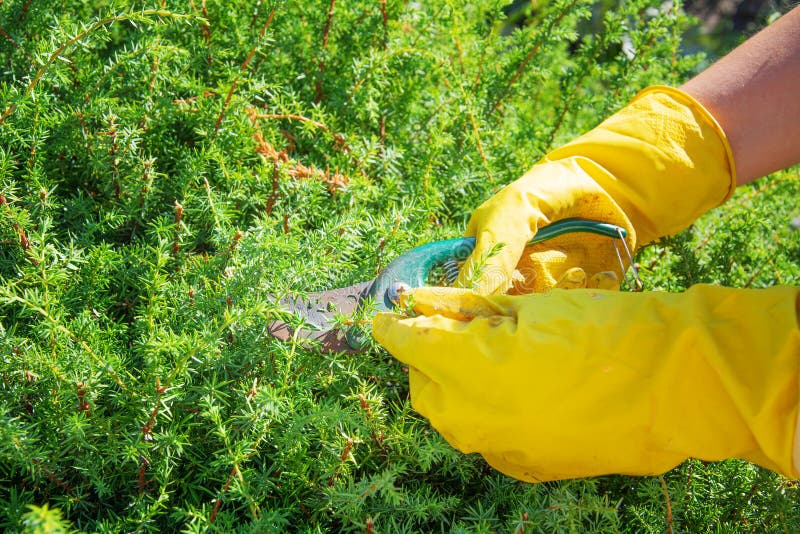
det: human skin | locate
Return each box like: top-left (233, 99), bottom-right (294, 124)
top-left (681, 6), bottom-right (800, 185)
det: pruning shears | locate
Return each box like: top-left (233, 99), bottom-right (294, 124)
top-left (268, 218), bottom-right (636, 352)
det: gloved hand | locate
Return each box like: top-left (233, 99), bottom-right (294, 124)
top-left (373, 285), bottom-right (800, 482)
top-left (459, 85), bottom-right (736, 294)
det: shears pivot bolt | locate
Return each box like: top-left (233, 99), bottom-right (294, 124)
top-left (387, 282), bottom-right (411, 305)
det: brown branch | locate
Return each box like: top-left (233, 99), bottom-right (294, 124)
top-left (138, 456), bottom-right (151, 495)
top-left (543, 89), bottom-right (577, 151)
top-left (141, 405), bottom-right (160, 442)
top-left (488, 0), bottom-right (579, 117)
top-left (683, 460), bottom-right (693, 511)
top-left (322, 0), bottom-right (336, 50)
top-left (379, 0), bottom-right (388, 48)
top-left (327, 437), bottom-right (354, 486)
top-left (0, 26), bottom-right (34, 64)
top-left (377, 1), bottom-right (388, 146)
top-left (27, 105), bottom-right (41, 168)
top-left (610, 34), bottom-right (657, 103)
top-left (33, 459), bottom-right (73, 493)
top-left (102, 115), bottom-right (120, 199)
top-left (139, 378), bottom-right (167, 493)
top-left (248, 111), bottom-right (349, 150)
top-left (743, 265), bottom-right (764, 288)
top-left (173, 200), bottom-right (183, 255)
top-left (315, 0), bottom-right (337, 103)
top-left (148, 52), bottom-right (159, 94)
top-left (766, 257), bottom-right (784, 284)
top-left (658, 475), bottom-right (674, 534)
top-left (544, 41), bottom-right (607, 151)
top-left (201, 0), bottom-right (211, 43)
top-left (210, 465), bottom-right (238, 523)
top-left (468, 111), bottom-right (490, 180)
top-left (472, 12), bottom-right (502, 93)
top-left (265, 165), bottom-right (280, 215)
top-left (1, 10), bottom-right (196, 125)
top-left (19, 0), bottom-right (33, 20)
top-left (213, 8), bottom-right (277, 135)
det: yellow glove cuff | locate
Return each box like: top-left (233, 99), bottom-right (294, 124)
top-left (547, 85), bottom-right (737, 245)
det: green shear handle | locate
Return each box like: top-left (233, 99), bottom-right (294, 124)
top-left (345, 218), bottom-right (628, 349)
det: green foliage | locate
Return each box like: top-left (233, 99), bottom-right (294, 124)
top-left (0, 0), bottom-right (798, 531)
top-left (22, 503), bottom-right (72, 534)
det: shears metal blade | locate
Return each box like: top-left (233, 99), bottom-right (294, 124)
top-left (268, 218), bottom-right (635, 352)
top-left (268, 281), bottom-right (371, 353)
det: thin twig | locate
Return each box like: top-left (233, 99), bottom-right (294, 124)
top-left (378, 0), bottom-right (388, 145)
top-left (379, 0), bottom-right (388, 48)
top-left (488, 0), bottom-right (578, 118)
top-left (743, 265), bottom-right (764, 288)
top-left (766, 257), bottom-right (784, 284)
top-left (609, 34), bottom-right (656, 104)
top-left (265, 165), bottom-right (280, 215)
top-left (210, 465), bottom-right (238, 523)
top-left (0, 26), bottom-right (34, 64)
top-left (138, 456), bottom-right (151, 495)
top-left (213, 7), bottom-right (277, 135)
top-left (0, 10), bottom-right (198, 125)
top-left (684, 460), bottom-right (693, 511)
top-left (148, 49), bottom-right (159, 94)
top-left (453, 79), bottom-right (493, 183)
top-left (658, 475), bottom-right (674, 534)
top-left (201, 0), bottom-right (210, 44)
top-left (472, 11), bottom-right (502, 93)
top-left (315, 0), bottom-right (337, 102)
top-left (1, 291), bottom-right (127, 389)
top-left (452, 10), bottom-right (465, 75)
top-left (19, 0), bottom-right (33, 20)
top-left (33, 459), bottom-right (73, 493)
top-left (247, 111), bottom-right (350, 150)
top-left (466, 107), bottom-right (491, 182)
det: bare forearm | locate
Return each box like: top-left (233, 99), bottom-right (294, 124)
top-left (681, 6), bottom-right (800, 185)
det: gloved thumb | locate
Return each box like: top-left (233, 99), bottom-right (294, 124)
top-left (398, 286), bottom-right (514, 321)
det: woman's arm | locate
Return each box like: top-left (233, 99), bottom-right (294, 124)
top-left (681, 6), bottom-right (800, 185)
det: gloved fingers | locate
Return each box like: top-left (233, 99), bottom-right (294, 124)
top-left (589, 271), bottom-right (621, 290)
top-left (555, 267), bottom-right (587, 289)
top-left (509, 232), bottom-right (626, 294)
top-left (371, 311), bottom-right (455, 369)
top-left (398, 286), bottom-right (513, 321)
top-left (371, 310), bottom-right (517, 376)
top-left (553, 268), bottom-right (620, 290)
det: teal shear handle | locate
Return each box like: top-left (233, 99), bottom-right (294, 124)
top-left (345, 218), bottom-right (626, 349)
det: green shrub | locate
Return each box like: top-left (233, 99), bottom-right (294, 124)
top-left (1, 0), bottom-right (798, 531)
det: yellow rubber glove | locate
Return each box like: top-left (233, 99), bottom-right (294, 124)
top-left (373, 286), bottom-right (800, 482)
top-left (460, 86), bottom-right (736, 294)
